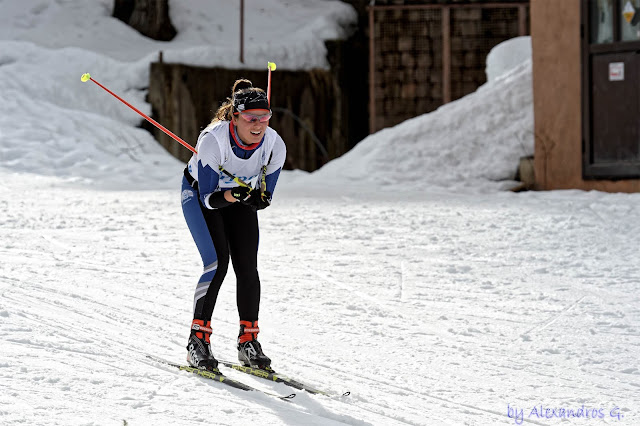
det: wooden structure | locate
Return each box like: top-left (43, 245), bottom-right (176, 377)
top-left (368, 1), bottom-right (529, 133)
top-left (147, 59), bottom-right (358, 171)
top-left (532, 0), bottom-right (640, 191)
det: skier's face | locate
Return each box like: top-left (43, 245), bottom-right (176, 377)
top-left (233, 109), bottom-right (270, 145)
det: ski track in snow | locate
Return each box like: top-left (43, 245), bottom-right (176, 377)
top-left (1, 174), bottom-right (639, 425)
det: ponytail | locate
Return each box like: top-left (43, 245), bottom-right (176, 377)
top-left (210, 78), bottom-right (259, 124)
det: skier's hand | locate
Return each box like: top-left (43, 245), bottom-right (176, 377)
top-left (255, 191), bottom-right (272, 210)
top-left (229, 186), bottom-right (253, 204)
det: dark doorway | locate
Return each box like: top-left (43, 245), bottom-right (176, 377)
top-left (583, 0), bottom-right (640, 178)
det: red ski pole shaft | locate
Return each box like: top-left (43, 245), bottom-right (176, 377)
top-left (81, 73), bottom-right (197, 154)
top-left (266, 62), bottom-right (276, 105)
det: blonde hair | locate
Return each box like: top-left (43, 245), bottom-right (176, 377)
top-left (210, 78), bottom-right (267, 124)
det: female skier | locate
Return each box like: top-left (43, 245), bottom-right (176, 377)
top-left (181, 78), bottom-right (286, 371)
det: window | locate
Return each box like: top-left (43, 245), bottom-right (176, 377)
top-left (591, 0), bottom-right (614, 43)
top-left (621, 0), bottom-right (640, 41)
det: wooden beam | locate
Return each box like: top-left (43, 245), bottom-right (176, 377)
top-left (369, 5), bottom-right (376, 133)
top-left (442, 6), bottom-right (451, 104)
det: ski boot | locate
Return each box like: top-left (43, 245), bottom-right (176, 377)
top-left (237, 320), bottom-right (271, 369)
top-left (186, 319), bottom-right (219, 371)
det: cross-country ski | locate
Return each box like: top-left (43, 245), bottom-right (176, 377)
top-left (146, 356), bottom-right (296, 401)
top-left (218, 359), bottom-right (349, 397)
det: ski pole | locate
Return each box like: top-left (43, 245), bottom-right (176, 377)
top-left (259, 165), bottom-right (267, 193)
top-left (266, 62), bottom-right (276, 105)
top-left (80, 73), bottom-right (197, 154)
top-left (219, 166), bottom-right (252, 189)
top-left (262, 62), bottom-right (275, 194)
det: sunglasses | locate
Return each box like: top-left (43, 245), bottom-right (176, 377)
top-left (238, 112), bottom-right (272, 123)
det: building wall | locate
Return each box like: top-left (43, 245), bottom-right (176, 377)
top-left (371, 3), bottom-right (528, 133)
top-left (531, 0), bottom-right (640, 192)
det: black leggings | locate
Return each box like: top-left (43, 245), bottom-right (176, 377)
top-left (182, 178), bottom-right (261, 322)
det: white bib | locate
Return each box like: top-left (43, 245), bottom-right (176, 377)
top-left (189, 121), bottom-right (277, 190)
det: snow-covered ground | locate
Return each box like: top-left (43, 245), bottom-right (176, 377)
top-left (1, 2), bottom-right (639, 425)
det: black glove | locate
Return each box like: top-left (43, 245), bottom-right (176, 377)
top-left (255, 191), bottom-right (272, 211)
top-left (229, 186), bottom-right (253, 204)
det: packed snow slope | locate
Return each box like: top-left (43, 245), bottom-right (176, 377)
top-left (2, 176), bottom-right (639, 426)
top-left (1, 2), bottom-right (640, 426)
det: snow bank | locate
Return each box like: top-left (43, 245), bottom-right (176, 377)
top-left (0, 41), bottom-right (183, 190)
top-left (486, 36), bottom-right (532, 82)
top-left (300, 39), bottom-right (534, 193)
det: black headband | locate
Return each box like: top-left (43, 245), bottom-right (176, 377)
top-left (233, 90), bottom-right (270, 112)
